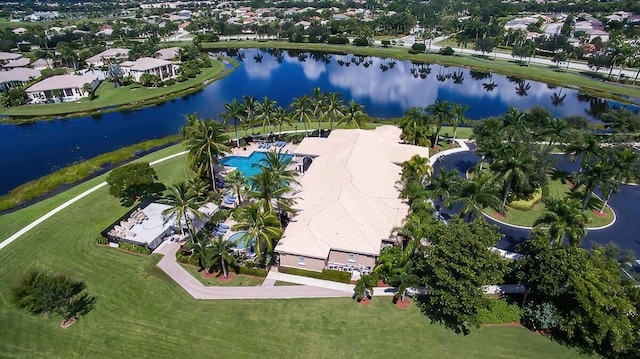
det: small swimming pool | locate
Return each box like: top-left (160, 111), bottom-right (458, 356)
top-left (220, 151), bottom-right (294, 178)
top-left (227, 231), bottom-right (254, 252)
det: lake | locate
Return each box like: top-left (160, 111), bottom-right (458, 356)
top-left (0, 48), bottom-right (637, 195)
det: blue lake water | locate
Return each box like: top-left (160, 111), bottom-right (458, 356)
top-left (0, 48), bottom-right (638, 195)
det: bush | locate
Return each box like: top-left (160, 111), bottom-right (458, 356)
top-left (411, 43), bottom-right (426, 52)
top-left (11, 268), bottom-right (97, 320)
top-left (507, 187), bottom-right (543, 211)
top-left (381, 40), bottom-right (391, 47)
top-left (327, 35), bottom-right (349, 45)
top-left (106, 162), bottom-right (159, 206)
top-left (278, 266), bottom-right (351, 283)
top-left (118, 242), bottom-right (151, 255)
top-left (521, 302), bottom-right (560, 331)
top-left (352, 38), bottom-right (369, 47)
top-left (96, 236), bottom-right (108, 245)
top-left (439, 46), bottom-right (455, 55)
top-left (163, 79), bottom-right (176, 86)
top-left (176, 251), bottom-right (190, 264)
top-left (238, 266), bottom-right (268, 277)
top-left (477, 298), bottom-right (521, 324)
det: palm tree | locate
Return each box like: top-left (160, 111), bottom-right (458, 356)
top-left (256, 97), bottom-right (278, 134)
top-left (241, 95), bottom-right (258, 135)
top-left (189, 236), bottom-right (216, 274)
top-left (534, 198), bottom-right (589, 246)
top-left (449, 103), bottom-right (469, 142)
top-left (490, 144), bottom-right (535, 209)
top-left (272, 106), bottom-right (291, 136)
top-left (225, 169), bottom-right (247, 206)
top-left (563, 133), bottom-right (602, 171)
top-left (209, 237), bottom-right (237, 279)
top-left (246, 170), bottom-right (297, 216)
top-left (255, 149), bottom-right (300, 187)
top-left (502, 107), bottom-right (528, 142)
top-left (401, 155), bottom-right (433, 185)
top-left (456, 173), bottom-right (501, 221)
top-left (399, 107), bottom-right (430, 146)
top-left (338, 100), bottom-right (367, 129)
top-left (323, 92), bottom-right (345, 131)
top-left (310, 87), bottom-right (325, 137)
top-left (181, 114), bottom-right (231, 191)
top-left (220, 99), bottom-right (245, 147)
top-left (391, 263), bottom-right (420, 303)
top-left (186, 175), bottom-right (216, 203)
top-left (572, 161), bottom-right (616, 211)
top-left (160, 182), bottom-right (204, 238)
top-left (354, 274), bottom-right (377, 302)
top-left (289, 95), bottom-right (313, 136)
top-left (428, 168), bottom-right (463, 211)
top-left (425, 98), bottom-right (452, 147)
top-left (231, 202), bottom-right (283, 259)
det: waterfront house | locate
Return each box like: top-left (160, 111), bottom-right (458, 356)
top-left (0, 68), bottom-right (41, 91)
top-left (25, 73), bottom-right (100, 103)
top-left (85, 48), bottom-right (130, 68)
top-left (120, 57), bottom-right (177, 82)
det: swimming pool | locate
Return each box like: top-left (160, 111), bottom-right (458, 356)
top-left (227, 231), bottom-right (254, 252)
top-left (220, 151), bottom-right (294, 178)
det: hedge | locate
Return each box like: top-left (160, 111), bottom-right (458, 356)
top-left (238, 266), bottom-right (268, 277)
top-left (478, 298), bottom-right (521, 324)
top-left (96, 236), bottom-right (108, 245)
top-left (118, 242), bottom-right (151, 255)
top-left (507, 187), bottom-right (543, 211)
top-left (278, 266), bottom-right (351, 283)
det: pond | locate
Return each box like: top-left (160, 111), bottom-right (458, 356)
top-left (0, 48), bottom-right (637, 196)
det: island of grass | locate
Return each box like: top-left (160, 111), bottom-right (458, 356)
top-left (199, 40), bottom-right (640, 102)
top-left (0, 132), bottom-right (587, 359)
top-left (0, 59), bottom-right (233, 121)
top-left (481, 177), bottom-right (615, 229)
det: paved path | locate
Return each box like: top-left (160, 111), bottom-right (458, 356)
top-left (0, 151), bottom-right (188, 250)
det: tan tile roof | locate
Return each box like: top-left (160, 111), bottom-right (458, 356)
top-left (128, 57), bottom-right (172, 71)
top-left (275, 126), bottom-right (430, 259)
top-left (86, 48), bottom-right (130, 63)
top-left (26, 73), bottom-right (99, 92)
top-left (0, 67), bottom-right (41, 83)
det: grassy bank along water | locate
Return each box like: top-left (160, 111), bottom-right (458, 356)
top-left (201, 41), bottom-right (640, 102)
top-left (0, 60), bottom-right (233, 121)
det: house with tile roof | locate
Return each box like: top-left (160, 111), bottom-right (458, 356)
top-left (0, 68), bottom-right (41, 91)
top-left (85, 48), bottom-right (130, 68)
top-left (25, 73), bottom-right (100, 103)
top-left (120, 57), bottom-right (177, 82)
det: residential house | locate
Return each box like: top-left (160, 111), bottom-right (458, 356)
top-left (25, 11), bottom-right (59, 22)
top-left (85, 48), bottom-right (130, 68)
top-left (31, 58), bottom-right (54, 71)
top-left (275, 126), bottom-right (430, 274)
top-left (120, 57), bottom-right (176, 82)
top-left (0, 68), bottom-right (41, 91)
top-left (0, 52), bottom-right (23, 65)
top-left (1, 58), bottom-right (30, 71)
top-left (154, 47), bottom-right (181, 61)
top-left (25, 73), bottom-right (101, 104)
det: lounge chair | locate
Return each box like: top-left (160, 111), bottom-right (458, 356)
top-left (218, 223), bottom-right (230, 229)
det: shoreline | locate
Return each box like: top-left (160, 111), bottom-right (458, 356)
top-left (0, 59), bottom-right (238, 123)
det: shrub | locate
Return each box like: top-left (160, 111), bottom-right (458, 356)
top-left (118, 242), bottom-right (151, 255)
top-left (381, 40), bottom-right (391, 47)
top-left (327, 35), bottom-right (349, 45)
top-left (507, 187), bottom-right (543, 211)
top-left (477, 298), bottom-right (521, 324)
top-left (11, 268), bottom-right (97, 320)
top-left (278, 266), bottom-right (351, 283)
top-left (176, 251), bottom-right (190, 264)
top-left (521, 302), bottom-right (560, 331)
top-left (352, 38), bottom-right (369, 47)
top-left (411, 43), bottom-right (426, 52)
top-left (163, 79), bottom-right (176, 86)
top-left (96, 236), bottom-right (108, 245)
top-left (439, 46), bottom-right (455, 55)
top-left (238, 266), bottom-right (268, 277)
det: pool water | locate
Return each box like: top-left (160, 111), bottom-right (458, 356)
top-left (227, 231), bottom-right (254, 252)
top-left (220, 151), bottom-right (294, 178)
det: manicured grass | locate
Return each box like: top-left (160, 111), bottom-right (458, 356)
top-left (180, 263), bottom-right (264, 286)
top-left (274, 281), bottom-right (303, 286)
top-left (201, 41), bottom-right (640, 101)
top-left (0, 61), bottom-right (227, 119)
top-left (483, 178), bottom-right (615, 228)
top-left (0, 146), bottom-right (585, 358)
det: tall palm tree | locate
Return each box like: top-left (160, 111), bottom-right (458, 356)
top-left (209, 237), bottom-right (237, 279)
top-left (449, 103), bottom-right (469, 142)
top-left (534, 198), bottom-right (589, 246)
top-left (338, 100), bottom-right (367, 129)
top-left (310, 87), bottom-right (325, 137)
top-left (160, 182), bottom-right (204, 238)
top-left (186, 175), bottom-right (216, 203)
top-left (490, 144), bottom-right (535, 209)
top-left (246, 170), bottom-right (297, 216)
top-left (323, 92), bottom-right (345, 131)
top-left (572, 161), bottom-right (616, 211)
top-left (256, 97), bottom-right (278, 134)
top-left (225, 169), bottom-right (247, 206)
top-left (231, 202), bottom-right (283, 259)
top-left (502, 107), bottom-right (528, 142)
top-left (392, 263), bottom-right (420, 303)
top-left (399, 109), bottom-right (430, 146)
top-left (425, 98), bottom-right (452, 147)
top-left (456, 173), bottom-right (501, 221)
top-left (288, 95), bottom-right (313, 136)
top-left (254, 149), bottom-right (300, 187)
top-left (272, 106), bottom-right (291, 135)
top-left (220, 99), bottom-right (245, 147)
top-left (428, 168), bottom-right (463, 211)
top-left (563, 133), bottom-right (602, 171)
top-left (241, 95), bottom-right (258, 135)
top-left (181, 115), bottom-right (230, 191)
top-left (401, 155), bottom-right (433, 185)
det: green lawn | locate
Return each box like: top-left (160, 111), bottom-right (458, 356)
top-left (483, 178), bottom-right (615, 228)
top-left (201, 41), bottom-right (640, 101)
top-left (180, 263), bottom-right (265, 286)
top-left (0, 61), bottom-right (228, 118)
top-left (0, 145), bottom-right (585, 358)
top-left (274, 281), bottom-right (303, 286)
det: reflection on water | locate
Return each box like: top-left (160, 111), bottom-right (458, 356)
top-left (0, 48), bottom-right (638, 195)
